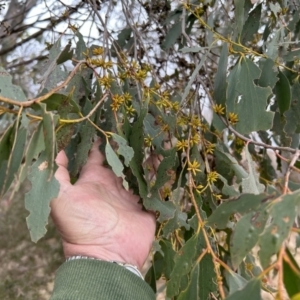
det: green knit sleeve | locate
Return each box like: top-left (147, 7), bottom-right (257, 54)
top-left (50, 259), bottom-right (156, 300)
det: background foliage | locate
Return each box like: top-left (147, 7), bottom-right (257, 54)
top-left (1, 0), bottom-right (300, 299)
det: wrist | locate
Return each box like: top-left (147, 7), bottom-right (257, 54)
top-left (65, 255), bottom-right (144, 279)
top-left (62, 241), bottom-right (144, 270)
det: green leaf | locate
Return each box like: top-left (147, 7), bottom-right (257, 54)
top-left (198, 246), bottom-right (217, 299)
top-left (224, 270), bottom-right (247, 295)
top-left (207, 193), bottom-right (269, 229)
top-left (166, 234), bottom-right (198, 298)
top-left (0, 123), bottom-right (14, 165)
top-left (225, 278), bottom-right (261, 300)
top-left (144, 264), bottom-right (157, 293)
top-left (158, 239), bottom-right (176, 280)
top-left (213, 43), bottom-right (228, 132)
top-left (265, 28), bottom-right (284, 60)
top-left (215, 146), bottom-right (248, 181)
top-left (25, 151), bottom-right (59, 242)
top-left (284, 82), bottom-right (300, 134)
top-left (233, 0), bottom-right (246, 36)
top-left (284, 49), bottom-right (300, 62)
top-left (259, 191), bottom-right (300, 268)
top-left (176, 230), bottom-right (217, 299)
top-left (181, 50), bottom-right (209, 103)
top-left (241, 146), bottom-right (265, 194)
top-left (39, 103), bottom-right (58, 180)
top-left (70, 122), bottom-right (95, 177)
top-left (75, 30), bottom-right (87, 60)
top-left (0, 67), bottom-right (26, 101)
top-left (218, 174), bottom-right (240, 197)
top-left (162, 210), bottom-right (189, 236)
top-left (214, 43), bottom-right (228, 106)
top-left (257, 58), bottom-right (278, 89)
top-left (56, 40), bottom-right (73, 64)
top-left (18, 122), bottom-right (45, 185)
top-left (275, 70), bottom-right (291, 115)
top-left (283, 247), bottom-right (300, 298)
top-left (241, 3), bottom-right (262, 44)
top-left (111, 134), bottom-right (134, 166)
top-left (177, 264), bottom-right (199, 300)
top-left (151, 148), bottom-right (177, 193)
top-left (105, 142), bottom-right (128, 190)
top-left (230, 209), bottom-right (268, 269)
top-left (42, 93), bottom-right (80, 114)
top-left (39, 39), bottom-right (68, 92)
top-left (161, 21), bottom-right (181, 50)
top-left (226, 57), bottom-right (274, 134)
top-left (180, 46), bottom-right (202, 53)
top-left (145, 196), bottom-right (176, 223)
top-left (0, 123), bottom-right (27, 196)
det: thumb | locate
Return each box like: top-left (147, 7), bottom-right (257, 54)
top-left (55, 150), bottom-right (71, 186)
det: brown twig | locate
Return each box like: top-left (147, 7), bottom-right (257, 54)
top-left (277, 246), bottom-right (285, 300)
top-left (275, 152), bottom-right (300, 174)
top-left (283, 150), bottom-right (300, 194)
top-left (0, 60), bottom-right (85, 107)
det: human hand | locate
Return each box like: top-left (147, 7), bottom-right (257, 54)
top-left (51, 141), bottom-right (156, 270)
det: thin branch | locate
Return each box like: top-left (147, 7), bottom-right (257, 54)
top-left (6, 55), bottom-right (47, 69)
top-left (283, 149), bottom-right (300, 194)
top-left (0, 60), bottom-right (85, 107)
top-left (60, 92), bottom-right (108, 124)
top-left (275, 152), bottom-right (300, 174)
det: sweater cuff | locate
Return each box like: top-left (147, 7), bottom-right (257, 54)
top-left (50, 259), bottom-right (155, 300)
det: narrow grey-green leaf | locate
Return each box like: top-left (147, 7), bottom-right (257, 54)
top-left (284, 82), bottom-right (300, 134)
top-left (181, 50), bottom-right (209, 103)
top-left (0, 67), bottom-right (26, 101)
top-left (166, 234), bottom-right (198, 298)
top-left (0, 123), bottom-right (14, 166)
top-left (18, 122), bottom-right (45, 185)
top-left (177, 264), bottom-right (199, 300)
top-left (242, 146), bottom-right (265, 194)
top-left (144, 196), bottom-right (176, 222)
top-left (215, 146), bottom-right (248, 181)
top-left (207, 193), bottom-right (269, 229)
top-left (213, 43), bottom-right (228, 131)
top-left (39, 103), bottom-right (58, 180)
top-left (25, 151), bottom-right (59, 242)
top-left (259, 191), bottom-right (300, 268)
top-left (180, 46), bottom-right (202, 53)
top-left (70, 122), bottom-right (94, 177)
top-left (105, 142), bottom-right (128, 190)
top-left (224, 270), bottom-right (247, 295)
top-left (231, 209), bottom-right (268, 269)
top-left (233, 0), bottom-right (246, 36)
top-left (214, 43), bottom-right (228, 106)
top-left (0, 125), bottom-right (27, 196)
top-left (218, 174), bottom-right (240, 197)
top-left (38, 39), bottom-right (68, 92)
top-left (258, 58), bottom-right (278, 89)
top-left (151, 148), bottom-right (177, 194)
top-left (241, 3), bottom-right (262, 44)
top-left (112, 133), bottom-right (134, 166)
top-left (161, 21), bottom-right (181, 50)
top-left (275, 70), bottom-right (291, 115)
top-left (226, 278), bottom-right (261, 300)
top-left (283, 247), bottom-right (300, 298)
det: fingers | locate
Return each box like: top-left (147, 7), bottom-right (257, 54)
top-left (55, 150), bottom-right (71, 185)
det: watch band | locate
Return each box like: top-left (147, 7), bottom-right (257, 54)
top-left (66, 255), bottom-right (144, 280)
